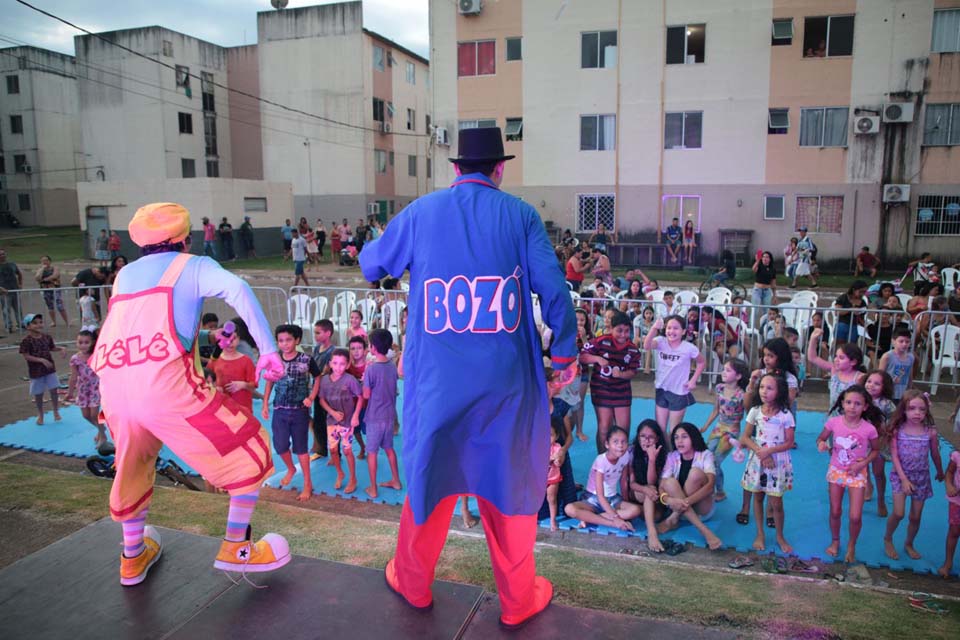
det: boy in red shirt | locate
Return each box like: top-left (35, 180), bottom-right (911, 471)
top-left (208, 331), bottom-right (257, 411)
top-left (347, 335), bottom-right (370, 459)
top-left (854, 246), bottom-right (880, 278)
top-left (19, 313), bottom-right (66, 424)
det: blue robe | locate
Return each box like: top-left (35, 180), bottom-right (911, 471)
top-left (360, 174), bottom-right (577, 524)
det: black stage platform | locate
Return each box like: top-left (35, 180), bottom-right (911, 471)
top-left (0, 519), bottom-right (735, 639)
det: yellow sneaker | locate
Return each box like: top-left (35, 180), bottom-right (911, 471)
top-left (120, 525), bottom-right (162, 586)
top-left (213, 527), bottom-right (290, 573)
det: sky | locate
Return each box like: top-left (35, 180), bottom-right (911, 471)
top-left (3, 0), bottom-right (430, 58)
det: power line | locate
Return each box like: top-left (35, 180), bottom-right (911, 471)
top-left (14, 0), bottom-right (429, 139)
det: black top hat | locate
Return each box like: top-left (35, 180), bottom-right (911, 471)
top-left (448, 127), bottom-right (515, 163)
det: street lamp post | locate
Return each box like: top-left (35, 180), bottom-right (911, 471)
top-left (303, 139), bottom-right (314, 211)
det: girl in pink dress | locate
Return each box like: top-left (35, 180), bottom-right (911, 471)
top-left (66, 330), bottom-right (104, 446)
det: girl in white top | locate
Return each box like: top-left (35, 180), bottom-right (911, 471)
top-left (657, 423), bottom-right (722, 550)
top-left (78, 289), bottom-right (98, 332)
top-left (643, 315), bottom-right (706, 447)
top-left (563, 427), bottom-right (642, 531)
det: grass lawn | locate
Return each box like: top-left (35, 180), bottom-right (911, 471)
top-left (0, 227), bottom-right (87, 265)
top-left (2, 461), bottom-right (956, 638)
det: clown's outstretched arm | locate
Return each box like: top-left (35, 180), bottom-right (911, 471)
top-left (194, 259), bottom-right (281, 379)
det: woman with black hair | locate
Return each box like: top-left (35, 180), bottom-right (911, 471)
top-left (627, 420), bottom-right (669, 552)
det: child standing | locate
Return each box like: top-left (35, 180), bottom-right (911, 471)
top-left (208, 330), bottom-right (257, 411)
top-left (546, 420), bottom-right (563, 531)
top-left (644, 315), bottom-right (705, 447)
top-left (633, 306), bottom-right (656, 373)
top-left (66, 329), bottom-right (104, 446)
top-left (807, 330), bottom-right (866, 410)
top-left (563, 426), bottom-right (642, 531)
top-left (361, 329), bottom-right (402, 499)
top-left (740, 374), bottom-right (795, 553)
top-left (573, 308), bottom-right (592, 442)
top-left (261, 324), bottom-right (321, 502)
top-left (19, 313), bottom-right (65, 424)
top-left (346, 309), bottom-right (368, 341)
top-left (701, 359), bottom-right (749, 502)
top-left (581, 311), bottom-right (641, 454)
top-left (883, 390), bottom-right (944, 561)
top-left (878, 328), bottom-right (915, 404)
top-left (940, 449), bottom-right (960, 578)
top-left (78, 288), bottom-right (99, 332)
top-left (817, 385), bottom-right (882, 562)
top-left (290, 229), bottom-right (310, 287)
top-left (319, 348), bottom-right (363, 493)
top-left (310, 319), bottom-right (337, 460)
top-left (864, 370), bottom-right (896, 515)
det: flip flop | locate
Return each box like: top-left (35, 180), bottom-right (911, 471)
top-left (787, 558), bottom-right (820, 574)
top-left (761, 555), bottom-right (788, 574)
top-left (909, 599), bottom-right (948, 615)
top-left (736, 513), bottom-right (749, 525)
top-left (663, 540), bottom-right (686, 556)
top-left (728, 555), bottom-right (754, 569)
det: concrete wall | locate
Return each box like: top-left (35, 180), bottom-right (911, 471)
top-left (0, 46), bottom-right (81, 226)
top-left (76, 27), bottom-right (233, 182)
top-left (226, 45), bottom-right (264, 180)
top-left (76, 178), bottom-right (294, 256)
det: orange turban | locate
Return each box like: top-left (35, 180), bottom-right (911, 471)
top-left (128, 202), bottom-right (192, 247)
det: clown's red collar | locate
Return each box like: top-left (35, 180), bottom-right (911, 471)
top-left (450, 173), bottom-right (499, 190)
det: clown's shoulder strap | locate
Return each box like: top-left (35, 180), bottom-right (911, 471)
top-left (157, 253), bottom-right (193, 288)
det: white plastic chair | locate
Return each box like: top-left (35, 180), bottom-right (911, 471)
top-left (645, 290), bottom-right (665, 303)
top-left (675, 290), bottom-right (700, 308)
top-left (569, 290), bottom-right (580, 305)
top-left (895, 293), bottom-right (913, 313)
top-left (330, 291), bottom-right (357, 345)
top-left (705, 288), bottom-right (732, 306)
top-left (929, 324), bottom-right (960, 394)
top-left (310, 296), bottom-right (329, 323)
top-left (941, 268), bottom-right (960, 295)
top-left (382, 299), bottom-right (406, 345)
top-left (399, 281), bottom-right (410, 292)
top-left (287, 293), bottom-right (315, 338)
top-left (789, 290), bottom-right (819, 306)
top-left (824, 308), bottom-right (838, 353)
top-left (357, 297), bottom-right (379, 332)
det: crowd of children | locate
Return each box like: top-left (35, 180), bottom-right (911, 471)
top-left (16, 277), bottom-right (960, 578)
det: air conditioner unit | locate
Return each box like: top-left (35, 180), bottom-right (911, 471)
top-left (882, 184), bottom-right (911, 203)
top-left (458, 0), bottom-right (482, 16)
top-left (382, 122), bottom-right (392, 133)
top-left (882, 102), bottom-right (914, 123)
top-left (854, 116), bottom-right (880, 135)
top-left (367, 203), bottom-right (380, 216)
top-left (435, 126), bottom-right (450, 146)
top-left (21, 164), bottom-right (32, 174)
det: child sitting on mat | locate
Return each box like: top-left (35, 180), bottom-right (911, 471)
top-left (563, 426), bottom-right (641, 531)
top-left (66, 329), bottom-right (104, 446)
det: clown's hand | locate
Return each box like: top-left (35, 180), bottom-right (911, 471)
top-left (547, 361), bottom-right (579, 398)
top-left (256, 352), bottom-right (284, 383)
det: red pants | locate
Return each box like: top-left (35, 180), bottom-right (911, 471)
top-left (389, 494), bottom-right (551, 624)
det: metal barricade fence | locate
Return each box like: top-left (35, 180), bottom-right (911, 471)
top-left (0, 285), bottom-right (112, 349)
top-left (199, 286), bottom-right (290, 346)
top-left (283, 285), bottom-right (409, 347)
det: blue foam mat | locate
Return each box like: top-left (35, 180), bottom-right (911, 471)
top-left (2, 389), bottom-right (956, 575)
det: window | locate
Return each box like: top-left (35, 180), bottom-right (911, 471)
top-left (374, 150), bottom-right (387, 174)
top-left (6, 75), bottom-right (19, 94)
top-left (803, 16), bottom-right (854, 57)
top-left (201, 72), bottom-right (215, 112)
top-left (204, 114), bottom-right (217, 155)
top-left (662, 195), bottom-right (701, 231)
top-left (202, 91), bottom-right (215, 112)
top-left (244, 197), bottom-right (267, 213)
top-left (406, 108), bottom-right (416, 131)
top-left (425, 114), bottom-right (431, 131)
top-left (178, 112), bottom-right (193, 134)
top-left (426, 158), bottom-right (432, 179)
top-left (506, 37), bottom-right (522, 61)
top-left (664, 111), bottom-right (702, 149)
top-left (408, 155), bottom-right (417, 177)
top-left (10, 115), bottom-right (23, 134)
top-left (576, 194), bottom-right (616, 233)
top-left (162, 40), bottom-right (173, 57)
top-left (459, 119), bottom-right (497, 130)
top-left (581, 31), bottom-right (617, 68)
top-left (772, 19), bottom-right (793, 45)
top-left (923, 103), bottom-right (960, 146)
top-left (181, 158), bottom-right (196, 179)
top-left (768, 108), bottom-right (789, 134)
top-left (373, 46), bottom-right (385, 72)
top-left (389, 151), bottom-right (394, 166)
top-left (932, 9), bottom-right (960, 52)
top-left (458, 40), bottom-right (496, 76)
top-left (406, 61), bottom-right (416, 84)
top-left (206, 160), bottom-right (219, 178)
top-left (505, 118), bottom-right (523, 142)
top-left (666, 24), bottom-right (706, 64)
top-left (373, 98), bottom-right (385, 122)
top-left (796, 195), bottom-right (843, 233)
top-left (580, 115), bottom-right (616, 150)
top-left (175, 65), bottom-right (190, 88)
top-left (0, 194), bottom-right (8, 212)
top-left (764, 195), bottom-right (785, 220)
top-left (916, 194), bottom-right (960, 236)
top-left (0, 156), bottom-right (4, 174)
top-left (799, 107), bottom-right (848, 147)
top-left (18, 193), bottom-right (30, 211)
top-left (14, 154), bottom-right (27, 173)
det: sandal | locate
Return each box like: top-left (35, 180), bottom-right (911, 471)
top-left (787, 558), bottom-right (820, 574)
top-left (736, 512), bottom-right (749, 525)
top-left (909, 598), bottom-right (948, 615)
top-left (761, 555), bottom-right (788, 574)
top-left (728, 555), bottom-right (754, 569)
top-left (663, 540), bottom-right (686, 556)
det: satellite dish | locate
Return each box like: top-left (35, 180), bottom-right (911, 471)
top-left (271, 0), bottom-right (288, 9)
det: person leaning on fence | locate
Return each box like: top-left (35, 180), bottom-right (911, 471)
top-left (0, 248), bottom-right (23, 334)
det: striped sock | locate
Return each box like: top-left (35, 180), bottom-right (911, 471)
top-left (122, 511), bottom-right (148, 558)
top-left (225, 490), bottom-right (259, 542)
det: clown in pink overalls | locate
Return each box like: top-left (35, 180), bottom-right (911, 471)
top-left (90, 202), bottom-right (288, 586)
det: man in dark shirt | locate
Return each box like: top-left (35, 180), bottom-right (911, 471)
top-left (218, 217), bottom-right (235, 261)
top-left (71, 267), bottom-right (108, 321)
top-left (665, 217), bottom-right (682, 264)
top-left (0, 248), bottom-right (23, 333)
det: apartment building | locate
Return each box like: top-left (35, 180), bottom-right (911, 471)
top-left (0, 46), bottom-right (81, 226)
top-left (257, 1), bottom-right (431, 224)
top-left (430, 0), bottom-right (960, 264)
